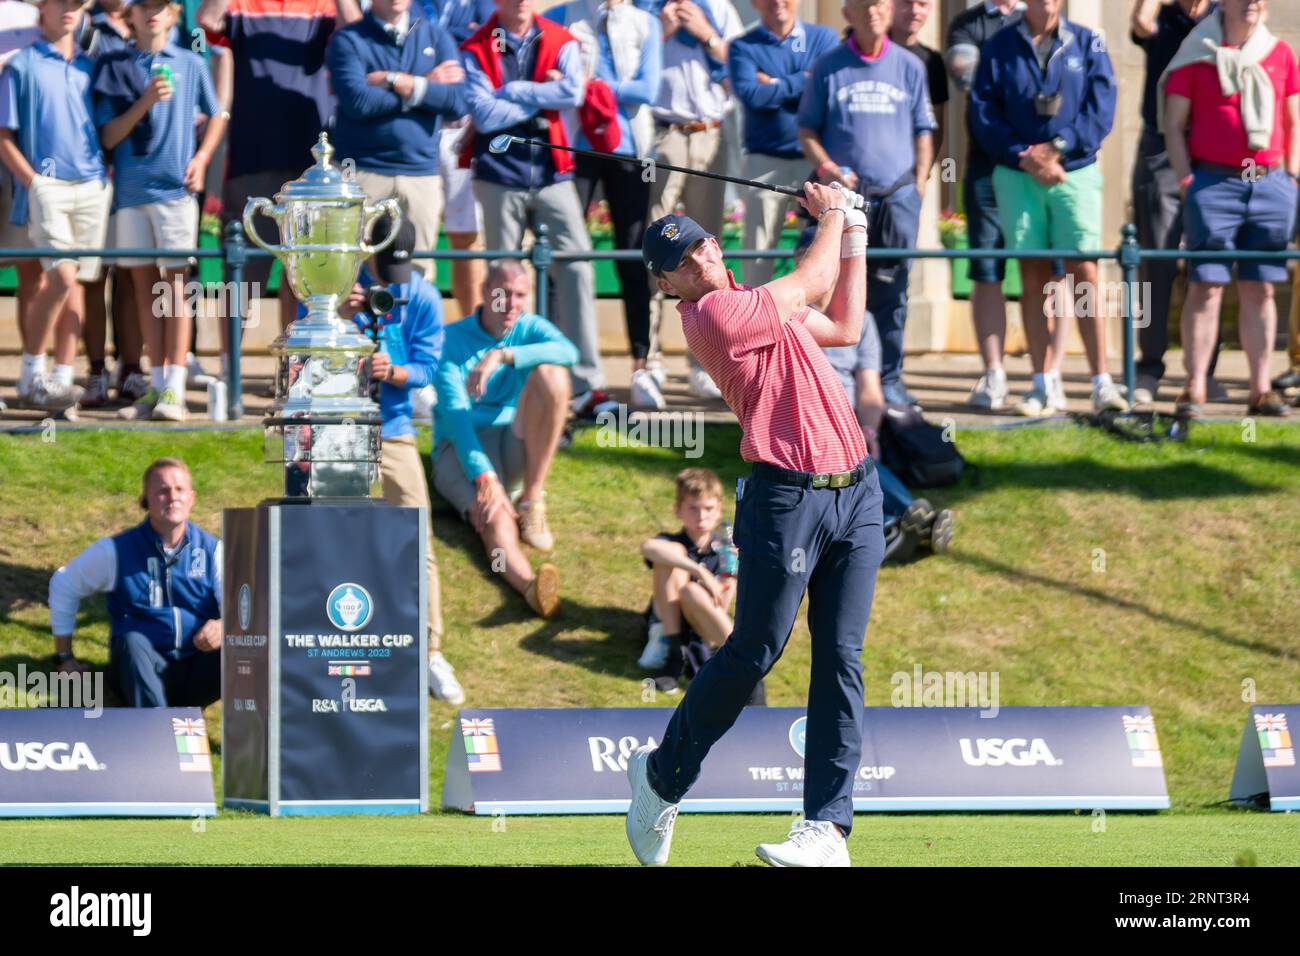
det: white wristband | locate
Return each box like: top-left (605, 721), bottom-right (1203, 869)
top-left (841, 229), bottom-right (866, 258)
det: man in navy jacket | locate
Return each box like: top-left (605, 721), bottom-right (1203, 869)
top-left (970, 0), bottom-right (1127, 418)
top-left (326, 0), bottom-right (466, 278)
top-left (729, 0), bottom-right (837, 286)
top-left (49, 458), bottom-right (222, 707)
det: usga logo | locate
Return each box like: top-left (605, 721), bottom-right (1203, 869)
top-left (326, 583), bottom-right (373, 632)
top-left (0, 741), bottom-right (104, 771)
top-left (959, 737), bottom-right (1061, 767)
top-left (238, 583), bottom-right (252, 630)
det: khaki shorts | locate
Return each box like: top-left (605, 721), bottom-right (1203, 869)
top-left (112, 195), bottom-right (199, 269)
top-left (438, 125), bottom-right (483, 235)
top-left (432, 426), bottom-right (526, 521)
top-left (26, 175), bottom-right (113, 280)
top-left (353, 169), bottom-right (442, 278)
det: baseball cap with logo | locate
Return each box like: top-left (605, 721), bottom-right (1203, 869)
top-left (642, 214), bottom-right (712, 276)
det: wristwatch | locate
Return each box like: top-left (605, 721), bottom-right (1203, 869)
top-left (1051, 135), bottom-right (1069, 155)
top-left (705, 33), bottom-right (719, 51)
top-left (385, 71), bottom-right (398, 91)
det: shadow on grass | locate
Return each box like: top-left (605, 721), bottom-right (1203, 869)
top-left (938, 456), bottom-right (1279, 506)
top-left (951, 551), bottom-right (1291, 659)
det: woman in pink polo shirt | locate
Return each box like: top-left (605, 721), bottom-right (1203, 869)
top-left (623, 181), bottom-right (886, 869)
top-left (1162, 0), bottom-right (1300, 417)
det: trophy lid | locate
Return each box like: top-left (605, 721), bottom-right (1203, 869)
top-left (277, 133), bottom-right (368, 202)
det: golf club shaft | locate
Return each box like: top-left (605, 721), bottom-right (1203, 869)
top-left (502, 136), bottom-right (806, 198)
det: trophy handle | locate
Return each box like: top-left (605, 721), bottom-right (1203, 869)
top-left (242, 198), bottom-right (285, 255)
top-left (360, 198), bottom-right (403, 256)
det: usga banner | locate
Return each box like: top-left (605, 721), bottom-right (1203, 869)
top-left (1230, 705), bottom-right (1299, 811)
top-left (0, 707), bottom-right (216, 817)
top-left (443, 706), bottom-right (1170, 814)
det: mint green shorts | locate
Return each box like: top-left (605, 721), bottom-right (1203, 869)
top-left (992, 162), bottom-right (1103, 254)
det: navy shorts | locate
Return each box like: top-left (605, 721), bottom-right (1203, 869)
top-left (964, 165), bottom-right (1007, 284)
top-left (1184, 168), bottom-right (1299, 284)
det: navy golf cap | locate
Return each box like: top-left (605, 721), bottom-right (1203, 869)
top-left (643, 214), bottom-right (712, 275)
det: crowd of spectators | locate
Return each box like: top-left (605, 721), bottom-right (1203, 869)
top-left (2, 0), bottom-right (1299, 422)
top-left (32, 0), bottom-right (1300, 710)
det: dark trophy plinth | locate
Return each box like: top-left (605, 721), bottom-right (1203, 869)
top-left (220, 134), bottom-right (426, 816)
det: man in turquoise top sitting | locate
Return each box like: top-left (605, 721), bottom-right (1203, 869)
top-left (433, 258), bottom-right (577, 619)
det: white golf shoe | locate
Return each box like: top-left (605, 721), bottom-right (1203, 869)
top-left (756, 819), bottom-right (850, 867)
top-left (625, 745), bottom-right (679, 866)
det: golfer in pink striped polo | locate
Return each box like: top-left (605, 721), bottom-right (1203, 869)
top-left (624, 182), bottom-right (886, 868)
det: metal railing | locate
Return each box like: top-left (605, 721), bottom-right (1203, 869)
top-left (4, 220), bottom-right (1298, 421)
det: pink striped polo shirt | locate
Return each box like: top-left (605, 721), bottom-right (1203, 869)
top-left (680, 273), bottom-right (868, 473)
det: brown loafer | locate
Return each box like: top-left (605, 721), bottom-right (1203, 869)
top-left (524, 562), bottom-right (560, 619)
top-left (1247, 390), bottom-right (1290, 417)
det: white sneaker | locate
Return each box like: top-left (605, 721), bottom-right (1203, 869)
top-left (688, 365), bottom-right (721, 400)
top-left (630, 368), bottom-right (666, 410)
top-left (967, 370), bottom-right (1007, 410)
top-left (638, 621), bottom-right (670, 670)
top-left (410, 384), bottom-right (435, 421)
top-left (428, 651), bottom-right (465, 705)
top-left (1092, 380), bottom-right (1130, 413)
top-left (186, 353), bottom-right (216, 387)
top-left (1047, 371), bottom-right (1067, 412)
top-left (625, 744), bottom-right (679, 866)
top-left (646, 365), bottom-right (666, 389)
top-left (755, 819), bottom-right (850, 868)
top-left (27, 375), bottom-right (83, 411)
top-left (151, 387), bottom-right (187, 421)
top-left (1014, 387), bottom-right (1057, 418)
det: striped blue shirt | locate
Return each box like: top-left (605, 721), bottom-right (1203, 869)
top-left (91, 43), bottom-right (220, 210)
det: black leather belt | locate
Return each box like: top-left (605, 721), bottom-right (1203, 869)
top-left (1194, 161), bottom-right (1274, 178)
top-left (751, 459), bottom-right (873, 489)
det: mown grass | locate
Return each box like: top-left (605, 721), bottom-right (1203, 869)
top-left (1, 419), bottom-right (1298, 864)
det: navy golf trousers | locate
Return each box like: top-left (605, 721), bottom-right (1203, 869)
top-left (648, 460), bottom-right (885, 835)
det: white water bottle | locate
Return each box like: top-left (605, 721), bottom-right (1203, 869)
top-left (207, 380), bottom-right (228, 421)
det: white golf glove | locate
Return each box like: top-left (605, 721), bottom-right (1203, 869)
top-left (829, 183), bottom-right (869, 258)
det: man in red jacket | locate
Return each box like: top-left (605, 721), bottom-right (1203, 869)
top-left (459, 0), bottom-right (612, 422)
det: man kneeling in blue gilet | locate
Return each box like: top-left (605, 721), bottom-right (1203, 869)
top-left (48, 457), bottom-right (222, 707)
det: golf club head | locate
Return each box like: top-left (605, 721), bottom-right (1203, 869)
top-left (488, 135), bottom-right (516, 155)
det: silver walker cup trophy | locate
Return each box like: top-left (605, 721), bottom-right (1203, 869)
top-left (243, 132), bottom-right (402, 499)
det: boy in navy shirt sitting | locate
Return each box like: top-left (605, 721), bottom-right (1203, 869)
top-left (639, 467), bottom-right (764, 705)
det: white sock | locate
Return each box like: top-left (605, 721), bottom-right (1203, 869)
top-left (52, 363), bottom-right (74, 387)
top-left (151, 365), bottom-right (165, 392)
top-left (18, 353), bottom-right (42, 391)
top-left (1032, 372), bottom-right (1048, 393)
top-left (1092, 373), bottom-right (1112, 389)
top-left (165, 363), bottom-right (188, 396)
top-left (988, 366), bottom-right (1006, 386)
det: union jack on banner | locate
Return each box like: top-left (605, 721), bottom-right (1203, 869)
top-left (1122, 715), bottom-right (1154, 732)
top-left (461, 718), bottom-right (496, 736)
top-left (1254, 713), bottom-right (1288, 732)
top-left (172, 717), bottom-right (206, 736)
